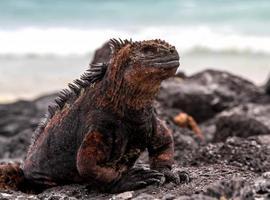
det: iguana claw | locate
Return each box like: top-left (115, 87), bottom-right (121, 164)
top-left (109, 167), bottom-right (165, 193)
top-left (154, 167), bottom-right (190, 185)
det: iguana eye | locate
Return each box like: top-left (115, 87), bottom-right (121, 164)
top-left (142, 46), bottom-right (157, 54)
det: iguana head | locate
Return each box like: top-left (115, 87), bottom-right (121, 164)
top-left (99, 39), bottom-right (179, 111)
top-left (107, 39), bottom-right (179, 89)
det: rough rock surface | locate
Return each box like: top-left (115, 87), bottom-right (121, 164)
top-left (265, 75), bottom-right (270, 95)
top-left (195, 172), bottom-right (270, 200)
top-left (158, 70), bottom-right (261, 122)
top-left (91, 41), bottom-right (112, 64)
top-left (194, 136), bottom-right (270, 173)
top-left (0, 94), bottom-right (57, 159)
top-left (0, 100), bottom-right (39, 138)
top-left (212, 103), bottom-right (270, 142)
top-left (264, 75), bottom-right (270, 95)
top-left (1, 69), bottom-right (270, 199)
top-left (0, 164), bottom-right (259, 200)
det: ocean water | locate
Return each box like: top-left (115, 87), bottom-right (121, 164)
top-left (1, 0), bottom-right (270, 55)
top-left (0, 0), bottom-right (270, 101)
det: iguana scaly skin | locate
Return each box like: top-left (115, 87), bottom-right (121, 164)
top-left (0, 39), bottom-right (188, 193)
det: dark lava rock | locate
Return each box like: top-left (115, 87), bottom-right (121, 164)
top-left (0, 164), bottom-right (258, 200)
top-left (37, 184), bottom-right (90, 200)
top-left (0, 184), bottom-right (107, 200)
top-left (175, 195), bottom-right (217, 200)
top-left (0, 94), bottom-right (57, 138)
top-left (162, 193), bottom-right (176, 200)
top-left (1, 184), bottom-right (121, 200)
top-left (133, 193), bottom-right (156, 200)
top-left (195, 136), bottom-right (270, 173)
top-left (154, 100), bottom-right (201, 166)
top-left (33, 93), bottom-right (58, 112)
top-left (0, 100), bottom-right (39, 137)
top-left (158, 70), bottom-right (261, 122)
top-left (265, 75), bottom-right (270, 95)
top-left (0, 190), bottom-right (38, 200)
top-left (202, 178), bottom-right (249, 199)
top-left (130, 164), bottom-right (257, 199)
top-left (173, 130), bottom-right (200, 166)
top-left (199, 171), bottom-right (270, 199)
top-left (212, 103), bottom-right (270, 142)
top-left (253, 171), bottom-right (270, 199)
top-left (0, 94), bottom-right (57, 159)
top-left (1, 129), bottom-right (32, 159)
top-left (91, 41), bottom-right (112, 64)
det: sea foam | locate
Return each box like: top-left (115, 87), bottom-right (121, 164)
top-left (1, 26), bottom-right (270, 56)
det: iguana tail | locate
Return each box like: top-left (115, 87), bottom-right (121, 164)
top-left (0, 163), bottom-right (25, 191)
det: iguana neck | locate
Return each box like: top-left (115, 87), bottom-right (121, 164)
top-left (89, 79), bottom-right (160, 117)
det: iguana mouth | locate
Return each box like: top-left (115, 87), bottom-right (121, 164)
top-left (154, 59), bottom-right (179, 69)
top-left (143, 53), bottom-right (179, 69)
top-left (149, 54), bottom-right (179, 69)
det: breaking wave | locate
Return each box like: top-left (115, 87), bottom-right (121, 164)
top-left (1, 26), bottom-right (270, 56)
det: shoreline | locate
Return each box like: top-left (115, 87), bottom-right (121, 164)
top-left (0, 52), bottom-right (269, 103)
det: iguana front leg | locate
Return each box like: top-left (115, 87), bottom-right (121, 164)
top-left (148, 118), bottom-right (190, 184)
top-left (77, 131), bottom-right (120, 184)
top-left (77, 130), bottom-right (164, 193)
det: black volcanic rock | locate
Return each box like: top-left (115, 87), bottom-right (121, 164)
top-left (1, 129), bottom-right (32, 159)
top-left (0, 94), bottom-right (57, 159)
top-left (266, 75), bottom-right (270, 95)
top-left (198, 171), bottom-right (270, 199)
top-left (158, 70), bottom-right (261, 122)
top-left (0, 100), bottom-right (39, 137)
top-left (195, 135), bottom-right (270, 173)
top-left (33, 93), bottom-right (58, 112)
top-left (212, 103), bottom-right (270, 142)
top-left (0, 94), bottom-right (57, 138)
top-left (202, 179), bottom-right (252, 200)
top-left (91, 41), bottom-right (112, 64)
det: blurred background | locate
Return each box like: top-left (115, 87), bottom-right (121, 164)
top-left (0, 0), bottom-right (270, 102)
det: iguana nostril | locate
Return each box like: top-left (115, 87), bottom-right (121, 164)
top-left (170, 48), bottom-right (175, 54)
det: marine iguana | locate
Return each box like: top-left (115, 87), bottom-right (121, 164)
top-left (0, 39), bottom-right (189, 193)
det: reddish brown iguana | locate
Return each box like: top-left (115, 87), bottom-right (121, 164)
top-left (0, 39), bottom-right (189, 193)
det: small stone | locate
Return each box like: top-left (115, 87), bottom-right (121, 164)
top-left (113, 191), bottom-right (134, 200)
top-left (262, 172), bottom-right (270, 179)
top-left (162, 193), bottom-right (176, 200)
top-left (133, 193), bottom-right (158, 200)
